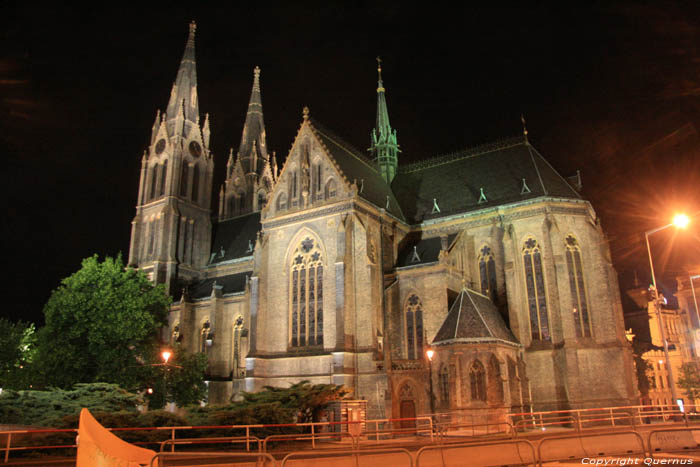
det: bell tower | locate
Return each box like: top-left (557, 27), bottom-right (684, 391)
top-left (128, 21), bottom-right (214, 293)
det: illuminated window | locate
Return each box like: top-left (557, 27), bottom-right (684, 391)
top-left (290, 237), bottom-right (324, 347)
top-left (478, 245), bottom-right (497, 299)
top-left (565, 235), bottom-right (591, 337)
top-left (470, 360), bottom-right (486, 401)
top-left (405, 294), bottom-right (424, 360)
top-left (523, 237), bottom-right (550, 341)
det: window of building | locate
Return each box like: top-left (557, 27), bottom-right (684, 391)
top-left (191, 165), bottom-right (200, 203)
top-left (180, 164), bottom-right (189, 197)
top-left (523, 237), bottom-right (550, 341)
top-left (238, 192), bottom-right (246, 213)
top-left (405, 294), bottom-right (424, 360)
top-left (470, 360), bottom-right (486, 401)
top-left (565, 235), bottom-right (591, 337)
top-left (257, 191), bottom-right (265, 210)
top-left (488, 355), bottom-right (504, 402)
top-left (277, 192), bottom-right (287, 211)
top-left (290, 237), bottom-right (324, 347)
top-left (325, 179), bottom-right (337, 199)
top-left (158, 161), bottom-right (168, 197)
top-left (149, 166), bottom-right (158, 200)
top-left (439, 364), bottom-right (449, 404)
top-left (479, 245), bottom-right (497, 299)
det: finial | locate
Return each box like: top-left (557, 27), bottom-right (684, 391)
top-left (254, 66), bottom-right (260, 78)
top-left (253, 66), bottom-right (261, 91)
top-left (521, 113), bottom-right (529, 144)
top-left (189, 21), bottom-right (197, 39)
top-left (376, 56), bottom-right (385, 92)
top-left (303, 106), bottom-right (310, 121)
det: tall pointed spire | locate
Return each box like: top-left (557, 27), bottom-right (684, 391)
top-left (369, 57), bottom-right (400, 184)
top-left (238, 66), bottom-right (268, 176)
top-left (166, 21), bottom-right (199, 126)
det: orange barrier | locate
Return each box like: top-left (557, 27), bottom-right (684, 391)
top-left (76, 408), bottom-right (155, 467)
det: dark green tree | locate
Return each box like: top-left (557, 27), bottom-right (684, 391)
top-left (678, 362), bottom-right (700, 403)
top-left (241, 381), bottom-right (349, 423)
top-left (34, 255), bottom-right (170, 389)
top-left (0, 318), bottom-right (36, 389)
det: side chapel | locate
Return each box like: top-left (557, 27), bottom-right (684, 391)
top-left (127, 23), bottom-right (638, 420)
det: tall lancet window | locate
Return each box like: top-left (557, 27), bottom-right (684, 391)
top-left (478, 245), bottom-right (497, 299)
top-left (470, 360), bottom-right (486, 401)
top-left (191, 165), bottom-right (200, 203)
top-left (158, 161), bottom-right (168, 197)
top-left (405, 294), bottom-right (424, 360)
top-left (289, 237), bottom-right (324, 347)
top-left (149, 166), bottom-right (158, 200)
top-left (523, 237), bottom-right (550, 341)
top-left (565, 235), bottom-right (591, 337)
top-left (180, 164), bottom-right (189, 197)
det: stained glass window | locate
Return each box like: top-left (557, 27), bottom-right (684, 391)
top-left (290, 237), bottom-right (324, 347)
top-left (565, 235), bottom-right (591, 337)
top-left (478, 245), bottom-right (497, 299)
top-left (523, 237), bottom-right (550, 341)
top-left (406, 294), bottom-right (424, 359)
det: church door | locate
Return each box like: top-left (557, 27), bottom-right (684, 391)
top-left (399, 400), bottom-right (416, 428)
top-left (398, 383), bottom-right (416, 429)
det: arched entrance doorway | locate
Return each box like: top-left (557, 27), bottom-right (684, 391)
top-left (398, 383), bottom-right (416, 428)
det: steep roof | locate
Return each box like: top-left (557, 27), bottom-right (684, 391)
top-left (237, 66), bottom-right (269, 176)
top-left (433, 288), bottom-right (518, 345)
top-left (190, 272), bottom-right (249, 299)
top-left (165, 21), bottom-right (199, 124)
top-left (209, 212), bottom-right (260, 264)
top-left (391, 138), bottom-right (581, 224)
top-left (309, 119), bottom-right (404, 219)
top-left (396, 233), bottom-right (457, 267)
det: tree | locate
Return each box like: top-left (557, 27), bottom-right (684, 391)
top-left (241, 381), bottom-right (349, 423)
top-left (678, 362), bottom-right (700, 403)
top-left (34, 255), bottom-right (170, 389)
top-left (0, 318), bottom-right (36, 389)
top-left (146, 347), bottom-right (208, 409)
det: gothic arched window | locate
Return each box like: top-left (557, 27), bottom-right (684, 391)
top-left (277, 192), bottom-right (287, 211)
top-left (325, 179), bottom-right (337, 199)
top-left (479, 245), bottom-right (497, 299)
top-left (290, 237), bottom-right (324, 347)
top-left (257, 191), bottom-right (265, 210)
top-left (232, 316), bottom-right (244, 378)
top-left (405, 294), bottom-right (424, 360)
top-left (470, 359), bottom-right (486, 402)
top-left (149, 165), bottom-right (158, 200)
top-left (439, 364), bottom-right (450, 405)
top-left (191, 165), bottom-right (200, 203)
top-left (237, 191), bottom-right (246, 214)
top-left (523, 237), bottom-right (550, 341)
top-left (565, 235), bottom-right (591, 338)
top-left (180, 164), bottom-right (189, 197)
top-left (488, 355), bottom-right (504, 403)
top-left (158, 161), bottom-right (168, 197)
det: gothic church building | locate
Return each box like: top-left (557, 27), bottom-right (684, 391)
top-left (128, 23), bottom-right (637, 419)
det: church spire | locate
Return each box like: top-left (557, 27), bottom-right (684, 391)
top-left (369, 57), bottom-right (400, 184)
top-left (165, 21), bottom-right (199, 127)
top-left (238, 66), bottom-right (268, 176)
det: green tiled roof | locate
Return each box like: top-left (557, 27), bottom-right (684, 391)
top-left (392, 138), bottom-right (581, 224)
top-left (209, 212), bottom-right (260, 264)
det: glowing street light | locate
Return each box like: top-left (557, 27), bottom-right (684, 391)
top-left (162, 350), bottom-right (172, 364)
top-left (645, 214), bottom-right (691, 408)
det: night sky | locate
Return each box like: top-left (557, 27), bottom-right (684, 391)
top-left (2, 3), bottom-right (699, 324)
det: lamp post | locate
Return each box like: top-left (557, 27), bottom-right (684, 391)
top-left (426, 349), bottom-right (436, 415)
top-left (645, 214), bottom-right (690, 408)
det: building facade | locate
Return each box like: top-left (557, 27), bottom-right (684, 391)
top-left (128, 23), bottom-right (637, 419)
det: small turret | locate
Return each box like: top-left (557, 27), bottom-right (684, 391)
top-left (369, 57), bottom-right (400, 184)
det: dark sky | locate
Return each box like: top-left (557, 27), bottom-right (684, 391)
top-left (2, 3), bottom-right (699, 324)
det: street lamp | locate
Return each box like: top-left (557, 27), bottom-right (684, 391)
top-left (426, 349), bottom-right (436, 415)
top-left (162, 350), bottom-right (172, 364)
top-left (645, 214), bottom-right (691, 408)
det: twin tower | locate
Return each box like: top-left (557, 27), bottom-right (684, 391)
top-left (127, 22), bottom-right (395, 292)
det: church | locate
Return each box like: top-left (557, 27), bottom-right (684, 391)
top-left (127, 22), bottom-right (638, 420)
